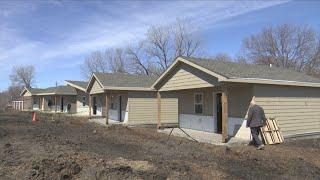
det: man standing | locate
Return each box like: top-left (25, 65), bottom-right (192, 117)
top-left (247, 99), bottom-right (267, 150)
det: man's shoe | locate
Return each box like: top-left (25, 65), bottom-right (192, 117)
top-left (247, 141), bottom-right (255, 146)
top-left (257, 144), bottom-right (265, 150)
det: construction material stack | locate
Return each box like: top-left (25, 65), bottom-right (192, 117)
top-left (260, 119), bottom-right (284, 145)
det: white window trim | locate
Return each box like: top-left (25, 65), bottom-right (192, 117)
top-left (194, 92), bottom-right (204, 114)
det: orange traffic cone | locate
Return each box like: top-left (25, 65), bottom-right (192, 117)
top-left (32, 112), bottom-right (37, 122)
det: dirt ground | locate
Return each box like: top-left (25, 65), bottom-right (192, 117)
top-left (0, 112), bottom-right (319, 180)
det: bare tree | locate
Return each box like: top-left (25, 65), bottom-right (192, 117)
top-left (126, 41), bottom-right (151, 76)
top-left (173, 19), bottom-right (202, 58)
top-left (106, 48), bottom-right (128, 73)
top-left (8, 85), bottom-right (22, 101)
top-left (9, 65), bottom-right (35, 88)
top-left (80, 51), bottom-right (108, 79)
top-left (146, 24), bottom-right (172, 71)
top-left (0, 90), bottom-right (10, 111)
top-left (212, 53), bottom-right (233, 62)
top-left (242, 24), bottom-right (320, 74)
top-left (81, 19), bottom-right (204, 77)
top-left (145, 20), bottom-right (203, 73)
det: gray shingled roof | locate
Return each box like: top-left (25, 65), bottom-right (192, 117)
top-left (183, 57), bottom-right (320, 83)
top-left (26, 86), bottom-right (76, 95)
top-left (94, 73), bottom-right (157, 88)
top-left (66, 80), bottom-right (88, 90)
top-left (27, 88), bottom-right (44, 94)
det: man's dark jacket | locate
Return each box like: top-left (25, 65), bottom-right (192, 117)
top-left (246, 105), bottom-right (267, 127)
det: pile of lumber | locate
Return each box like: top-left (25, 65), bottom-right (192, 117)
top-left (260, 119), bottom-right (284, 145)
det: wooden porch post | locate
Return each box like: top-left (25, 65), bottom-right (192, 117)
top-left (21, 98), bottom-right (24, 111)
top-left (157, 91), bottom-right (161, 129)
top-left (41, 97), bottom-right (44, 111)
top-left (54, 96), bottom-right (57, 113)
top-left (105, 93), bottom-right (109, 125)
top-left (222, 85), bottom-right (229, 143)
top-left (89, 95), bottom-right (92, 118)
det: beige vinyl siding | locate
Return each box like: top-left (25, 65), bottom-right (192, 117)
top-left (158, 63), bottom-right (217, 91)
top-left (127, 91), bottom-right (156, 124)
top-left (227, 83), bottom-right (253, 118)
top-left (90, 80), bottom-right (104, 94)
top-left (127, 91), bottom-right (178, 125)
top-left (23, 90), bottom-right (32, 97)
top-left (128, 98), bottom-right (157, 124)
top-left (160, 98), bottom-right (178, 124)
top-left (76, 90), bottom-right (89, 115)
top-left (169, 88), bottom-right (214, 116)
top-left (22, 96), bottom-right (33, 110)
top-left (254, 85), bottom-right (320, 137)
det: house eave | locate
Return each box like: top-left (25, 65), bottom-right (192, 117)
top-left (103, 86), bottom-right (156, 91)
top-left (222, 77), bottom-right (320, 88)
top-left (65, 81), bottom-right (87, 92)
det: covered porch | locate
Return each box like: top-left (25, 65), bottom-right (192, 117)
top-left (36, 95), bottom-right (77, 113)
top-left (88, 91), bottom-right (129, 124)
top-left (153, 57), bottom-right (253, 142)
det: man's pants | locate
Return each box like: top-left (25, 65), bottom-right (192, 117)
top-left (250, 127), bottom-right (263, 146)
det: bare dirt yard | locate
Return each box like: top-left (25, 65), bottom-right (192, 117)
top-left (0, 112), bottom-right (319, 180)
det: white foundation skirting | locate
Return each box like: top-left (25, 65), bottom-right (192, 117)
top-left (179, 114), bottom-right (215, 133)
top-left (179, 114), bottom-right (245, 135)
top-left (108, 110), bottom-right (128, 122)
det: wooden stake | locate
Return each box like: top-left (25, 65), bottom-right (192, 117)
top-left (157, 91), bottom-right (161, 129)
top-left (221, 86), bottom-right (228, 143)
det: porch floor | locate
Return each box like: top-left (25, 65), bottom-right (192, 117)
top-left (158, 128), bottom-right (224, 145)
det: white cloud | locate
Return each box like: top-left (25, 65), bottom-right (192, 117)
top-left (0, 0), bottom-right (289, 89)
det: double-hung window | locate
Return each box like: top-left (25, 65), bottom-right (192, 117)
top-left (194, 93), bottom-right (203, 114)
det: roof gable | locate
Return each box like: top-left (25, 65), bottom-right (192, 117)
top-left (20, 86), bottom-right (77, 96)
top-left (153, 56), bottom-right (320, 89)
top-left (156, 62), bottom-right (218, 91)
top-left (87, 72), bottom-right (157, 92)
top-left (65, 80), bottom-right (88, 92)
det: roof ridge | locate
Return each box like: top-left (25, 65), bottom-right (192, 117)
top-left (182, 56), bottom-right (320, 80)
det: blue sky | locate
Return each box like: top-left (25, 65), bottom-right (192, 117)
top-left (0, 0), bottom-right (320, 90)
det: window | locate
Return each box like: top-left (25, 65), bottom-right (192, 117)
top-left (82, 96), bottom-right (86, 106)
top-left (194, 93), bottom-right (203, 114)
